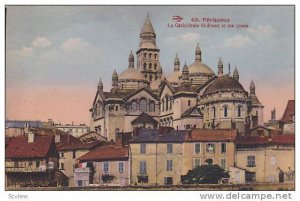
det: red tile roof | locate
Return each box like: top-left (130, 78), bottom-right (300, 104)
top-left (185, 129), bottom-right (237, 142)
top-left (57, 139), bottom-right (101, 151)
top-left (78, 145), bottom-right (129, 162)
top-left (281, 100), bottom-right (295, 123)
top-left (6, 135), bottom-right (56, 159)
top-left (236, 134), bottom-right (294, 146)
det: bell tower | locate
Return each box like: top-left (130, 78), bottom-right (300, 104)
top-left (136, 14), bottom-right (162, 83)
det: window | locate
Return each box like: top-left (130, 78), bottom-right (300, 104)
top-left (166, 97), bottom-right (169, 110)
top-left (237, 106), bottom-right (241, 117)
top-left (36, 161), bottom-right (40, 168)
top-left (247, 156), bottom-right (256, 167)
top-left (154, 54), bottom-right (157, 59)
top-left (140, 144), bottom-right (146, 154)
top-left (143, 53), bottom-right (147, 58)
top-left (221, 143), bottom-right (227, 154)
top-left (149, 101), bottom-right (155, 112)
top-left (78, 180), bottom-right (83, 187)
top-left (194, 143), bottom-right (201, 154)
top-left (60, 163), bottom-right (64, 170)
top-left (212, 107), bottom-right (216, 118)
top-left (103, 162), bottom-right (109, 173)
top-left (193, 158), bottom-right (201, 168)
top-left (143, 63), bottom-right (147, 70)
top-left (167, 160), bottom-right (173, 171)
top-left (119, 162), bottom-right (124, 173)
top-left (188, 100), bottom-right (191, 107)
top-left (167, 144), bottom-right (173, 154)
top-left (140, 99), bottom-right (147, 112)
top-left (220, 159), bottom-right (226, 170)
top-left (60, 152), bottom-right (64, 158)
top-left (149, 63), bottom-right (152, 69)
top-left (206, 143), bottom-right (215, 154)
top-left (271, 156), bottom-right (277, 166)
top-left (139, 161), bottom-right (147, 174)
top-left (131, 100), bottom-right (137, 112)
top-left (72, 150), bottom-right (76, 159)
top-left (224, 106), bottom-right (228, 117)
top-left (162, 100), bottom-right (165, 111)
top-left (13, 161), bottom-right (19, 168)
top-left (149, 53), bottom-right (152, 59)
top-left (164, 177), bottom-right (173, 185)
top-left (154, 63), bottom-right (157, 69)
top-left (116, 105), bottom-right (118, 111)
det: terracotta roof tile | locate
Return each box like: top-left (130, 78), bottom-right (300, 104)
top-left (6, 135), bottom-right (56, 159)
top-left (186, 129), bottom-right (237, 142)
top-left (78, 145), bottom-right (129, 162)
top-left (236, 134), bottom-right (294, 146)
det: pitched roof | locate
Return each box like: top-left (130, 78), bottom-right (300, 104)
top-left (78, 145), bottom-right (129, 162)
top-left (281, 100), bottom-right (295, 123)
top-left (181, 106), bottom-right (203, 118)
top-left (57, 138), bottom-right (101, 151)
top-left (141, 16), bottom-right (155, 34)
top-left (249, 94), bottom-right (262, 105)
top-left (130, 128), bottom-right (186, 143)
top-left (185, 129), bottom-right (237, 142)
top-left (6, 135), bottom-right (56, 159)
top-left (236, 134), bottom-right (294, 146)
top-left (131, 112), bottom-right (158, 125)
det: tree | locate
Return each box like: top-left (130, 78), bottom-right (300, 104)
top-left (181, 163), bottom-right (229, 184)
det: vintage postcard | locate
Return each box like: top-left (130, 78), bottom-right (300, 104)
top-left (5, 5), bottom-right (295, 195)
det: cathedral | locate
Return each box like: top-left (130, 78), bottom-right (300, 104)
top-left (90, 15), bottom-right (264, 141)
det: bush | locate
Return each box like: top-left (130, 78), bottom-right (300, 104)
top-left (181, 164), bottom-right (229, 184)
top-left (102, 174), bottom-right (115, 183)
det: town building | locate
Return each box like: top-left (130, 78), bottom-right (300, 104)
top-left (76, 145), bottom-right (129, 186)
top-left (55, 123), bottom-right (90, 138)
top-left (89, 14), bottom-right (264, 141)
top-left (235, 131), bottom-right (294, 183)
top-left (5, 120), bottom-right (43, 137)
top-left (55, 132), bottom-right (101, 187)
top-left (5, 127), bottom-right (59, 188)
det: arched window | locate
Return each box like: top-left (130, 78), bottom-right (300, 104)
top-left (149, 75), bottom-right (153, 81)
top-left (131, 100), bottom-right (137, 112)
top-left (149, 63), bottom-right (152, 69)
top-left (170, 98), bottom-right (172, 110)
top-left (154, 63), bottom-right (157, 69)
top-left (149, 101), bottom-right (155, 112)
top-left (224, 106), bottom-right (228, 117)
top-left (237, 105), bottom-right (242, 117)
top-left (188, 100), bottom-right (191, 107)
top-left (115, 105), bottom-right (118, 111)
top-left (154, 54), bottom-right (157, 59)
top-left (115, 128), bottom-right (120, 141)
top-left (140, 98), bottom-right (147, 112)
top-left (143, 63), bottom-right (147, 70)
top-left (166, 96), bottom-right (169, 111)
top-left (212, 107), bottom-right (216, 118)
top-left (162, 100), bottom-right (165, 111)
top-left (149, 53), bottom-right (152, 59)
top-left (143, 53), bottom-right (147, 59)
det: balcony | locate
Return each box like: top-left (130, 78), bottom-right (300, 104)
top-left (5, 163), bottom-right (55, 173)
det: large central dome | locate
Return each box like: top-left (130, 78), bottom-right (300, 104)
top-left (203, 75), bottom-right (246, 95)
top-left (188, 61), bottom-right (214, 75)
top-left (119, 68), bottom-right (146, 81)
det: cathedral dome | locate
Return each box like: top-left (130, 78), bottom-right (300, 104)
top-left (203, 75), bottom-right (246, 95)
top-left (188, 61), bottom-right (214, 75)
top-left (167, 71), bottom-right (181, 83)
top-left (119, 68), bottom-right (146, 81)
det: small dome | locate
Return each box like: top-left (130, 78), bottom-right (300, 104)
top-left (167, 71), bottom-right (181, 83)
top-left (203, 75), bottom-right (246, 95)
top-left (119, 68), bottom-right (146, 81)
top-left (188, 61), bottom-right (214, 75)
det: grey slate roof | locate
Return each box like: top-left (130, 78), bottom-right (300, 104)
top-left (5, 120), bottom-right (43, 129)
top-left (130, 128), bottom-right (187, 143)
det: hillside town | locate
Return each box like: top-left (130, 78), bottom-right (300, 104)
top-left (5, 15), bottom-right (295, 189)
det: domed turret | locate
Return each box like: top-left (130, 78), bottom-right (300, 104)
top-left (250, 80), bottom-right (255, 95)
top-left (112, 69), bottom-right (118, 87)
top-left (98, 78), bottom-right (103, 92)
top-left (128, 50), bottom-right (134, 68)
top-left (182, 62), bottom-right (189, 81)
top-left (195, 43), bottom-right (201, 62)
top-left (233, 67), bottom-right (239, 81)
top-left (218, 57), bottom-right (223, 76)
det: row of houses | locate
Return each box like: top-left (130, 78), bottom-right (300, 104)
top-left (73, 126), bottom-right (294, 187)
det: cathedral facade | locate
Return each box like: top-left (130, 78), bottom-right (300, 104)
top-left (90, 15), bottom-right (264, 141)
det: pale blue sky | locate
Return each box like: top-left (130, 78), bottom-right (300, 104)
top-left (6, 6), bottom-right (294, 122)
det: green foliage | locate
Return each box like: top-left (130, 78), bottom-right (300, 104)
top-left (102, 174), bottom-right (115, 183)
top-left (181, 164), bottom-right (229, 184)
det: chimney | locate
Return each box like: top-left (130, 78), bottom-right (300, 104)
top-left (24, 122), bottom-right (29, 135)
top-left (55, 132), bottom-right (61, 143)
top-left (28, 131), bottom-right (35, 143)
